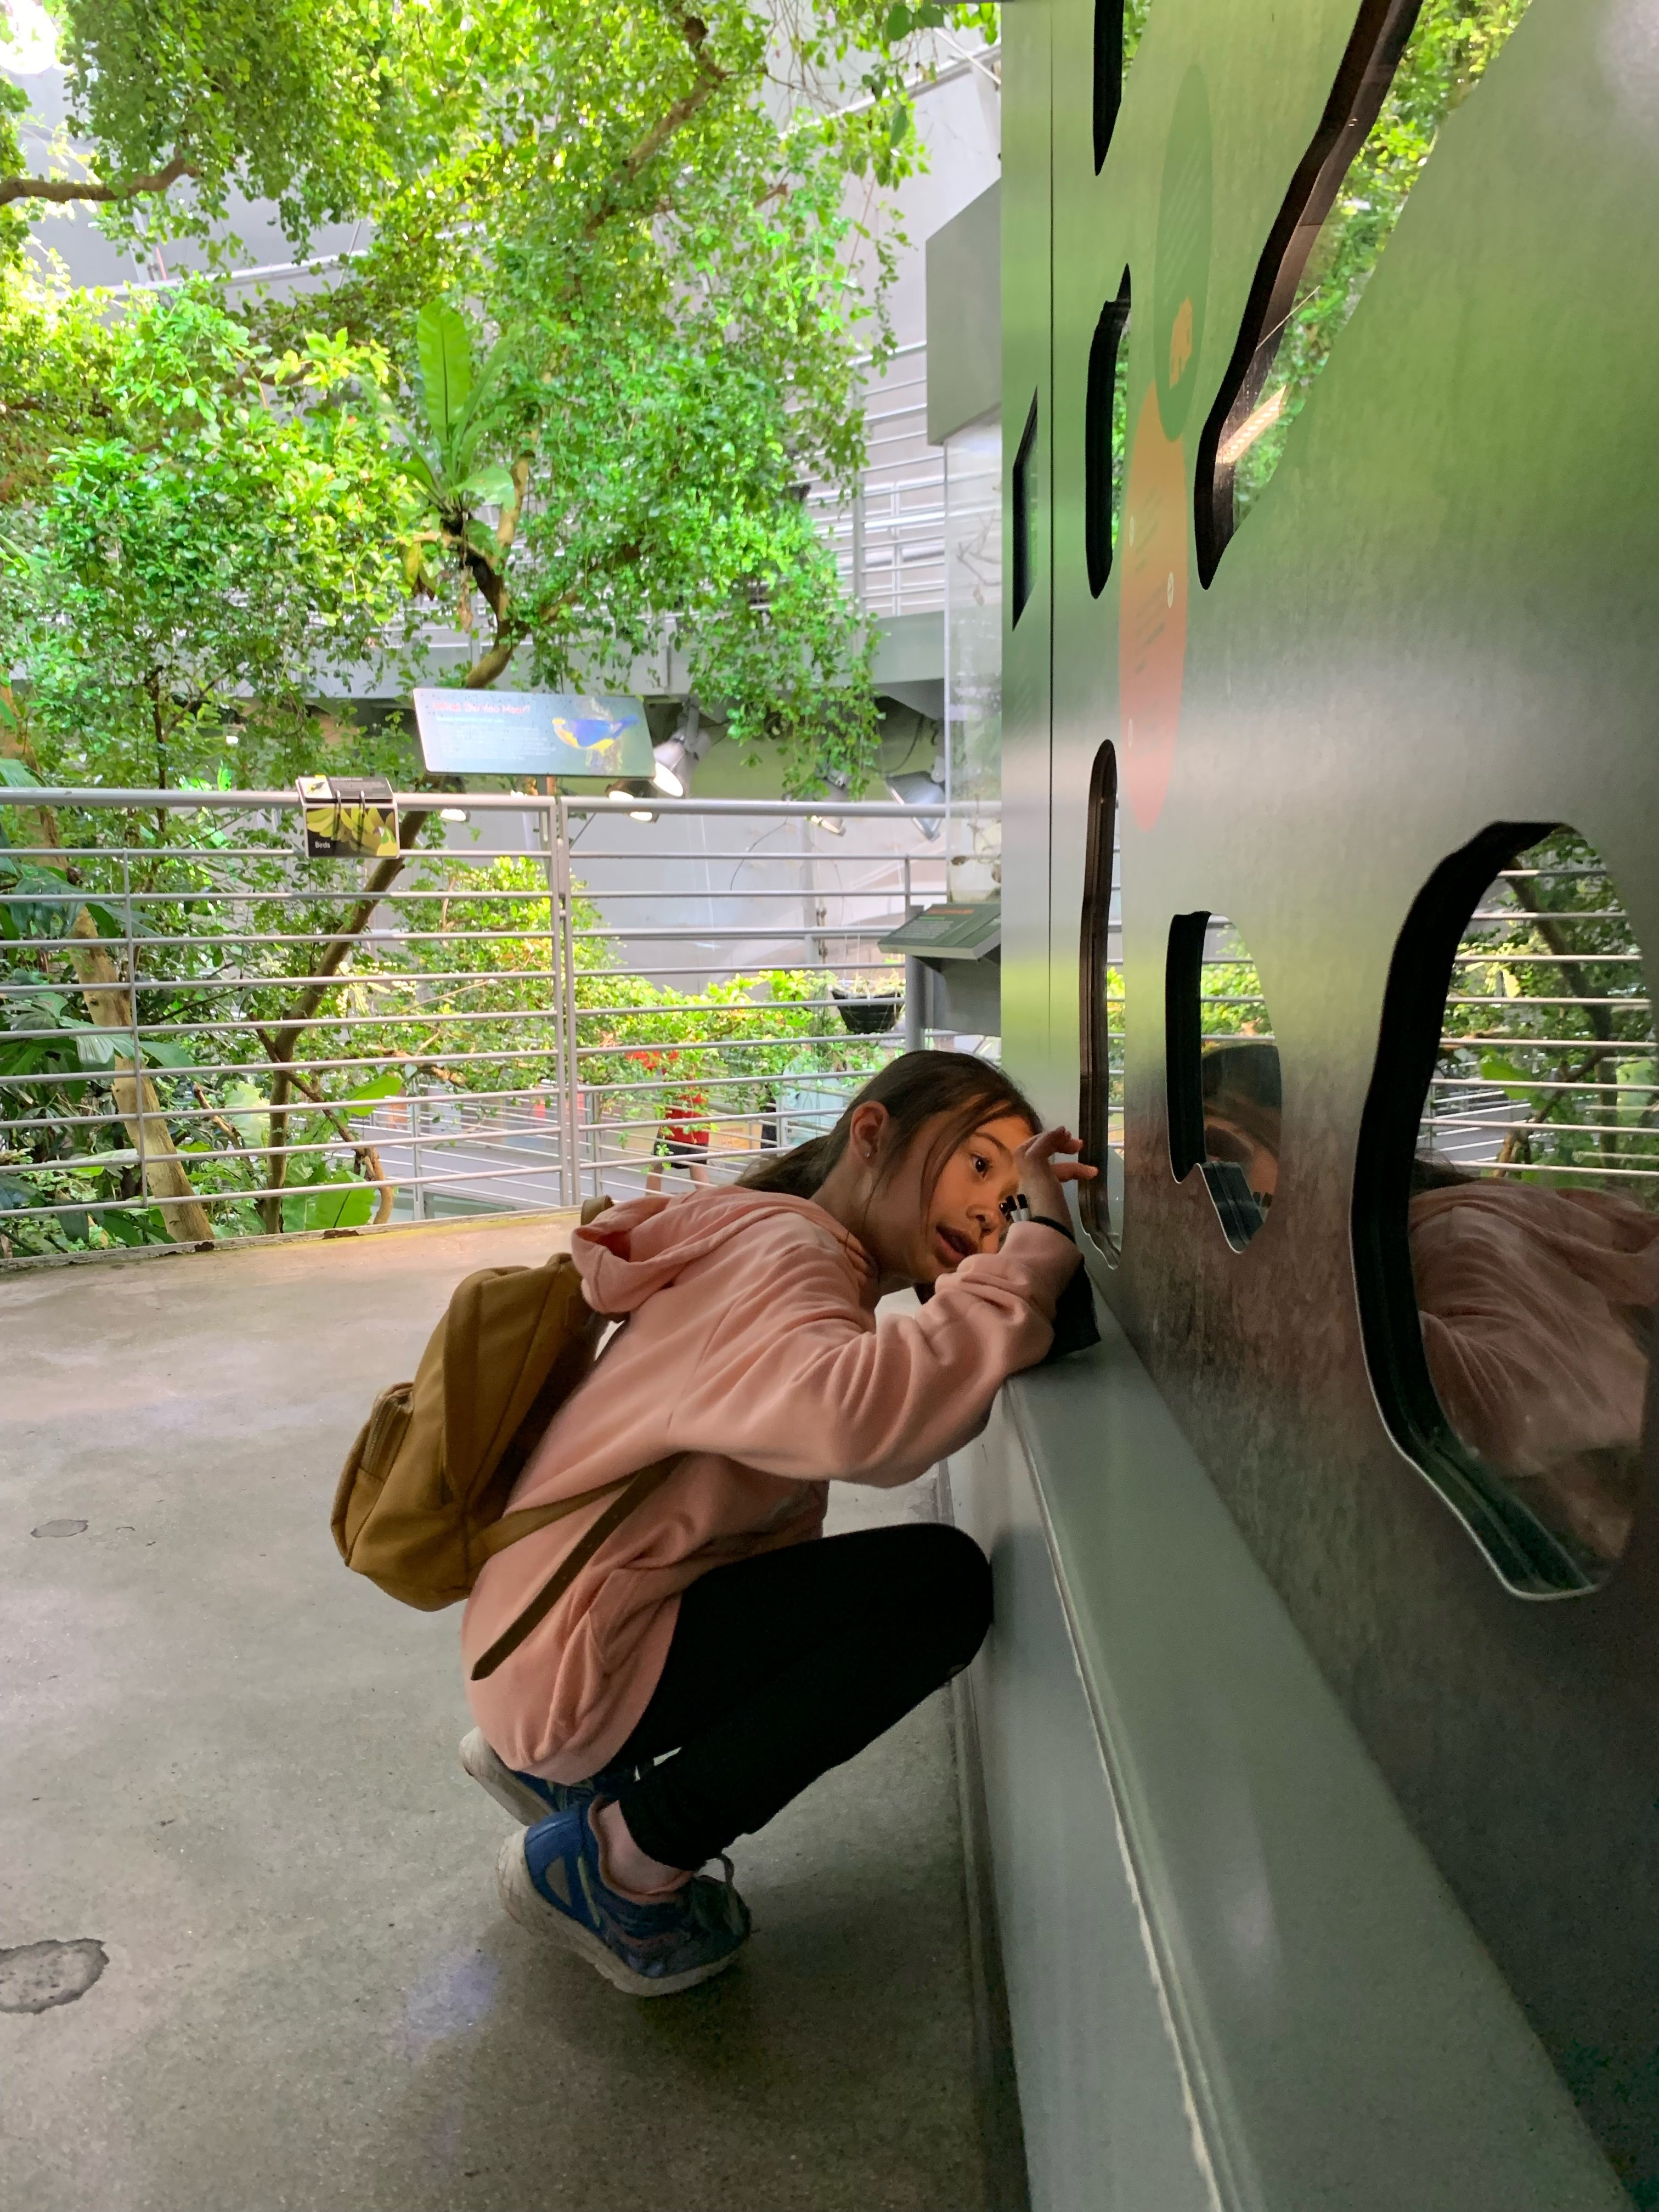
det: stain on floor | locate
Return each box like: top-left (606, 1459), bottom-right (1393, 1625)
top-left (0, 1939), bottom-right (108, 2015)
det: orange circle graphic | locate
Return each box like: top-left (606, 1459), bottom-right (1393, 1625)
top-left (1118, 383), bottom-right (1189, 831)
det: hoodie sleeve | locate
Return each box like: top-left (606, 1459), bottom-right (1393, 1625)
top-left (662, 1217), bottom-right (1082, 1486)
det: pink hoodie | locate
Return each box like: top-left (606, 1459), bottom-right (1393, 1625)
top-left (462, 1184), bottom-right (1079, 1782)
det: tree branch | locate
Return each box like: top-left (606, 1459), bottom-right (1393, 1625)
top-left (581, 12), bottom-right (728, 240)
top-left (1506, 876), bottom-right (1614, 1044)
top-left (0, 153), bottom-right (199, 209)
top-left (256, 820), bottom-right (431, 1229)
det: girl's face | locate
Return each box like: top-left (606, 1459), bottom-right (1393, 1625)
top-left (860, 1109), bottom-right (1035, 1286)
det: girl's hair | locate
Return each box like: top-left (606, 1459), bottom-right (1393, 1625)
top-left (1200, 1040), bottom-right (1282, 1155)
top-left (738, 1048), bottom-right (1040, 1204)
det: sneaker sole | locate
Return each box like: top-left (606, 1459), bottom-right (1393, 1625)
top-left (459, 1728), bottom-right (565, 1826)
top-left (494, 1831), bottom-right (744, 1999)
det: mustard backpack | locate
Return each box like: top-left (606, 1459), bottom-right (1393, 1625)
top-left (331, 1198), bottom-right (672, 1681)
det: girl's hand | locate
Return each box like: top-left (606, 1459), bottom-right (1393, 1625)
top-left (1014, 1125), bottom-right (1097, 1224)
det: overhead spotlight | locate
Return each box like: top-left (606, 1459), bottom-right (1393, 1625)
top-left (809, 814), bottom-right (846, 836)
top-left (651, 742), bottom-right (687, 798)
top-left (884, 771), bottom-right (945, 840)
top-left (439, 806), bottom-right (470, 823)
top-left (607, 780), bottom-right (656, 823)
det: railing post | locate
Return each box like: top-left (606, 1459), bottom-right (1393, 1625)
top-left (551, 793), bottom-right (584, 1207)
top-left (538, 794), bottom-right (571, 1208)
top-left (407, 1076), bottom-right (427, 1220)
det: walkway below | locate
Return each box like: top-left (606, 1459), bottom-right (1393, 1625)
top-left (1, 1218), bottom-right (996, 2212)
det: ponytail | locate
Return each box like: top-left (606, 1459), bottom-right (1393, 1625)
top-left (739, 1049), bottom-right (1039, 1204)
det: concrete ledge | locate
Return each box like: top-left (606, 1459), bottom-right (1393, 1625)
top-left (0, 1207), bottom-right (579, 1279)
top-left (995, 1306), bottom-right (1625, 2212)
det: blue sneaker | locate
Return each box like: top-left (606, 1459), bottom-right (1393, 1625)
top-left (459, 1728), bottom-right (643, 1824)
top-left (496, 1802), bottom-right (751, 1997)
top-left (460, 1728), bottom-right (596, 1824)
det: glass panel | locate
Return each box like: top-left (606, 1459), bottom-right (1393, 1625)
top-left (1079, 742), bottom-right (1124, 1250)
top-left (1197, 916), bottom-right (1279, 1249)
top-left (1166, 910), bottom-right (1280, 1249)
top-left (942, 411), bottom-right (1003, 902)
top-left (1199, 0), bottom-right (1534, 577)
top-left (1093, 0), bottom-right (1160, 173)
top-left (1084, 273), bottom-right (1132, 600)
top-left (1410, 828), bottom-right (1657, 1578)
top-left (1011, 393), bottom-right (1039, 627)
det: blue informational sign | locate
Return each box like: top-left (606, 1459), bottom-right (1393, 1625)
top-left (411, 689), bottom-right (654, 778)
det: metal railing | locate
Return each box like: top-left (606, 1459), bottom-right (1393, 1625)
top-left (1420, 855), bottom-right (1657, 1197)
top-left (0, 789), bottom-right (974, 1257)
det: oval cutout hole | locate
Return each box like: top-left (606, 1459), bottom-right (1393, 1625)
top-left (1354, 824), bottom-right (1656, 1593)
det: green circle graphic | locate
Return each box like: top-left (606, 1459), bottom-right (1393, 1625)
top-left (1153, 65), bottom-right (1214, 443)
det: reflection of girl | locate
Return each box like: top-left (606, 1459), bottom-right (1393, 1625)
top-left (1201, 1040), bottom-right (1282, 1202)
top-left (1410, 1176), bottom-right (1659, 1566)
top-left (461, 1051), bottom-right (1094, 1995)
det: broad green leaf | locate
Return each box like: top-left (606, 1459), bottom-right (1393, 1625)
top-left (399, 448), bottom-right (443, 501)
top-left (416, 303), bottom-right (473, 452)
top-left (289, 1179), bottom-right (375, 1232)
top-left (0, 757), bottom-right (42, 788)
top-left (222, 1078), bottom-right (269, 1140)
top-left (462, 518), bottom-right (503, 569)
top-left (1478, 1051), bottom-right (1538, 1098)
top-left (343, 1071), bottom-right (403, 1111)
top-left (454, 464), bottom-right (517, 507)
top-left (72, 1027), bottom-right (120, 1067)
top-left (142, 1039), bottom-right (195, 1068)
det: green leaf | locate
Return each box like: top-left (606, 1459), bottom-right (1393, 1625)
top-left (883, 4), bottom-right (912, 38)
top-left (72, 1026), bottom-right (120, 1068)
top-left (0, 757), bottom-right (42, 788)
top-left (454, 463), bottom-right (517, 507)
top-left (222, 1078), bottom-right (269, 1141)
top-left (290, 1180), bottom-right (375, 1232)
top-left (399, 448), bottom-right (443, 502)
top-left (1479, 1051), bottom-right (1539, 1097)
top-left (416, 303), bottom-right (474, 452)
top-left (343, 1071), bottom-right (403, 1111)
top-left (142, 1039), bottom-right (195, 1069)
top-left (462, 518), bottom-right (503, 569)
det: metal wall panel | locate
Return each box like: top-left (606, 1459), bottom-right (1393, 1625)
top-left (998, 0), bottom-right (1054, 1080)
top-left (997, 0), bottom-right (1659, 2193)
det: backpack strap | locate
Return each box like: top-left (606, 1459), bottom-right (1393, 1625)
top-left (467, 1457), bottom-right (678, 1684)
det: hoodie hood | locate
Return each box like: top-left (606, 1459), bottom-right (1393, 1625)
top-left (573, 1185), bottom-right (873, 1316)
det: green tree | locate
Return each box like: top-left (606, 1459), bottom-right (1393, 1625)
top-left (0, 0), bottom-right (404, 252)
top-left (261, 1), bottom-right (998, 792)
top-left (9, 281), bottom-right (415, 793)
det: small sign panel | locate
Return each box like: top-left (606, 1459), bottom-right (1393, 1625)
top-left (412, 689), bottom-right (654, 779)
top-left (877, 901), bottom-right (1002, 961)
top-left (295, 776), bottom-right (399, 860)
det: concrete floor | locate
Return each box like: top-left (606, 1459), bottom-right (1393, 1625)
top-left (1, 1219), bottom-right (994, 2212)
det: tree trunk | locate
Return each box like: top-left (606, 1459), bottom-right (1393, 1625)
top-left (66, 910), bottom-right (215, 1244)
top-left (257, 814), bottom-right (433, 1231)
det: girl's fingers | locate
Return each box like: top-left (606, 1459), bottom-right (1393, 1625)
top-left (1051, 1158), bottom-right (1098, 1181)
top-left (1018, 1124), bottom-right (1087, 1164)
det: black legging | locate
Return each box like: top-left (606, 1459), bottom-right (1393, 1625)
top-left (603, 1521), bottom-right (992, 1872)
